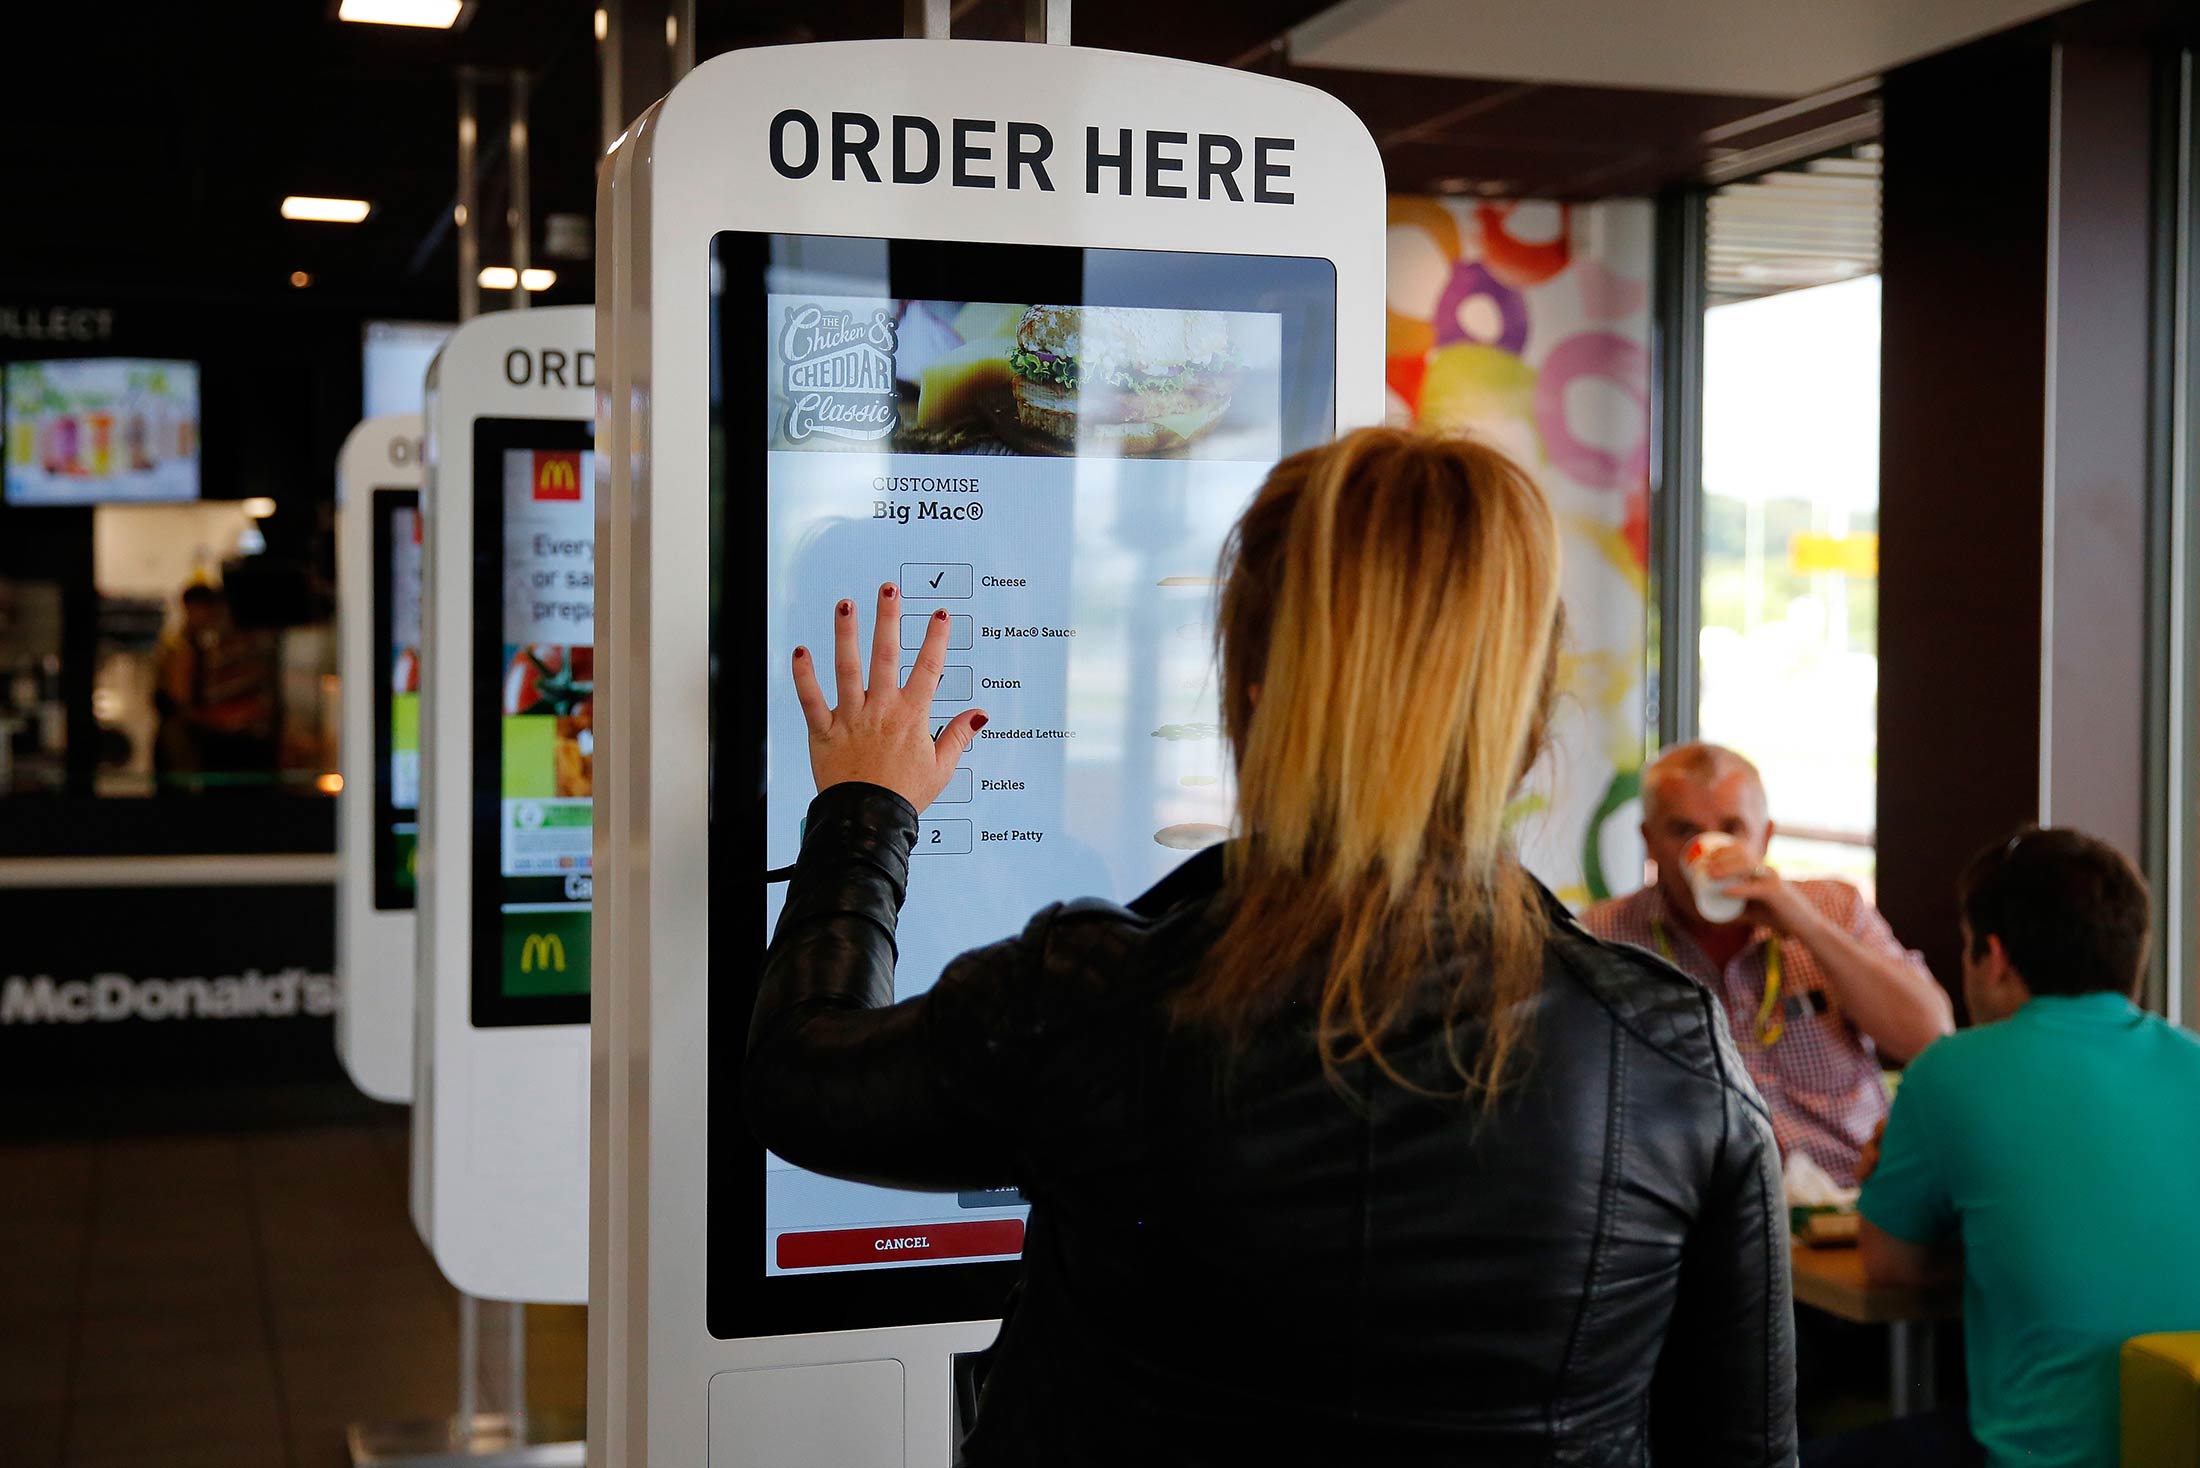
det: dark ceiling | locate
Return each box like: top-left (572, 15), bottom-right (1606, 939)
top-left (1, 0), bottom-right (1882, 322)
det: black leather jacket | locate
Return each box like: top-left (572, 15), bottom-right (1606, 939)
top-left (752, 784), bottom-right (1796, 1467)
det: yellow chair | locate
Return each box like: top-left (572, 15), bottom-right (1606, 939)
top-left (2123, 1333), bottom-right (2200, 1468)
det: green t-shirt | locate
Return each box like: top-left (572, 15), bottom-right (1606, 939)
top-left (1860, 992), bottom-right (2200, 1468)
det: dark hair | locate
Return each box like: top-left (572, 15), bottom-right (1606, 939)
top-left (1959, 827), bottom-right (2150, 998)
top-left (181, 585), bottom-right (222, 608)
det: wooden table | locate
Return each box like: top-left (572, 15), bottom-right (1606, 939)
top-left (1790, 1241), bottom-right (1960, 1417)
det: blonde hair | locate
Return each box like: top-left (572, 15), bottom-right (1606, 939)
top-left (1177, 427), bottom-right (1562, 1101)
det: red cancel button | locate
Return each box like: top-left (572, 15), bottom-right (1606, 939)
top-left (776, 1219), bottom-right (1025, 1270)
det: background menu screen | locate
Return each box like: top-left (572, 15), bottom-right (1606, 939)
top-left (4, 358), bottom-right (201, 506)
top-left (470, 420), bottom-right (594, 1028)
top-left (372, 490), bottom-right (422, 910)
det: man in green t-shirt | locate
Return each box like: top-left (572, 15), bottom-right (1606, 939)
top-left (1815, 828), bottom-right (2200, 1468)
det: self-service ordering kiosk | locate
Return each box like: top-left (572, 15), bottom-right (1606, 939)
top-left (337, 413), bottom-right (426, 1104)
top-left (413, 305), bottom-right (598, 1304)
top-left (594, 38), bottom-right (1382, 1466)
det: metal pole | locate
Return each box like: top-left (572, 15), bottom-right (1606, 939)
top-left (668, 0), bottom-right (695, 79)
top-left (1023, 0), bottom-right (1070, 44)
top-left (458, 76), bottom-right (481, 322)
top-left (904, 0), bottom-right (948, 39)
top-left (457, 1291), bottom-right (481, 1431)
top-left (506, 1302), bottom-right (529, 1442)
top-left (509, 70), bottom-right (531, 310)
top-left (602, 0), bottom-right (684, 152)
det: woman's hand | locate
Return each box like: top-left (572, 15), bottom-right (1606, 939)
top-left (791, 584), bottom-right (988, 813)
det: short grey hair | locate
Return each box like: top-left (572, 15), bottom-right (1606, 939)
top-left (1641, 742), bottom-right (1765, 825)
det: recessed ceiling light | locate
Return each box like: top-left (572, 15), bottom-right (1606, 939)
top-left (282, 196), bottom-right (372, 223)
top-left (1431, 177), bottom-right (1474, 195)
top-left (480, 267), bottom-right (558, 291)
top-left (289, 271), bottom-right (312, 288)
top-left (594, 7), bottom-right (607, 40)
top-left (337, 0), bottom-right (464, 28)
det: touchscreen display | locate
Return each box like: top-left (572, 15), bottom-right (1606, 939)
top-left (372, 489), bottom-right (422, 910)
top-left (710, 233), bottom-right (1335, 1332)
top-left (470, 419), bottom-right (595, 1028)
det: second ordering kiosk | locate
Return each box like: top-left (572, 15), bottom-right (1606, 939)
top-left (413, 305), bottom-right (598, 1304)
top-left (595, 38), bottom-right (1382, 1467)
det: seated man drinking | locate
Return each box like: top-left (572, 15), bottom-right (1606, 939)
top-left (1583, 742), bottom-right (1951, 1185)
top-left (1841, 827), bottom-right (2200, 1468)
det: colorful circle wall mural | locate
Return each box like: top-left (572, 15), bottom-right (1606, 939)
top-left (1387, 196), bottom-right (1653, 910)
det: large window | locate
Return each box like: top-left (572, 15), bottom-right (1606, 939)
top-left (1699, 151), bottom-right (1881, 889)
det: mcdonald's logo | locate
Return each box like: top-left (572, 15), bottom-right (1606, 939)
top-left (520, 932), bottom-right (568, 973)
top-left (533, 450), bottom-right (582, 502)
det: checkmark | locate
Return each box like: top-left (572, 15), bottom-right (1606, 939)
top-left (928, 571), bottom-right (947, 589)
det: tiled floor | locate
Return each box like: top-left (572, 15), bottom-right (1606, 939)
top-left (0, 1113), bottom-right (585, 1468)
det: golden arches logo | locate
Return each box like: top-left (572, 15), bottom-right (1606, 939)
top-left (520, 933), bottom-right (567, 973)
top-left (533, 450), bottom-right (582, 501)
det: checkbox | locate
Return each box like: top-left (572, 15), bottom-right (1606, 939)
top-left (900, 563), bottom-right (973, 599)
top-left (902, 614), bottom-right (974, 650)
top-left (901, 664), bottom-right (975, 703)
top-left (915, 818), bottom-right (974, 855)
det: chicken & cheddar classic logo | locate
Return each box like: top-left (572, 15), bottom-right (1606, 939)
top-left (778, 304), bottom-right (899, 444)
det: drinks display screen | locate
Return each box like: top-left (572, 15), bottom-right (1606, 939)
top-left (469, 418), bottom-right (594, 1028)
top-left (4, 359), bottom-right (201, 506)
top-left (372, 489), bottom-right (423, 910)
top-left (708, 233), bottom-right (1336, 1337)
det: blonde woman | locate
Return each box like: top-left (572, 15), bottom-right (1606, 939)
top-left (754, 428), bottom-right (1795, 1465)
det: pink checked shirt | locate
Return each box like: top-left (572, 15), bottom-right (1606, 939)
top-left (1580, 880), bottom-right (1924, 1187)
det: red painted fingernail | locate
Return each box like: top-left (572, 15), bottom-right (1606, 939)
top-left (972, 714), bottom-right (988, 731)
top-left (933, 608), bottom-right (948, 620)
top-left (883, 586), bottom-right (897, 599)
top-left (793, 646), bottom-right (808, 660)
top-left (837, 600), bottom-right (852, 616)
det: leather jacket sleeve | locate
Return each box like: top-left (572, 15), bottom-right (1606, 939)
top-left (1648, 1038), bottom-right (1799, 1466)
top-left (746, 781), bottom-right (1025, 1192)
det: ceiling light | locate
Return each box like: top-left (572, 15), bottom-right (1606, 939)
top-left (242, 497), bottom-right (278, 519)
top-left (1430, 177), bottom-right (1474, 196)
top-left (337, 0), bottom-right (464, 27)
top-left (594, 7), bottom-right (607, 41)
top-left (318, 772), bottom-right (345, 795)
top-left (665, 13), bottom-right (678, 45)
top-left (480, 267), bottom-right (558, 291)
top-left (289, 271), bottom-right (312, 288)
top-left (282, 196), bottom-right (371, 223)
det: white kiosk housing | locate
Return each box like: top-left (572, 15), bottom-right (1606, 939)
top-left (414, 305), bottom-right (598, 1304)
top-left (337, 413), bottom-right (426, 1104)
top-left (594, 39), bottom-right (1382, 1466)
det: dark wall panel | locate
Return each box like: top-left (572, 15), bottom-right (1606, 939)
top-left (1877, 39), bottom-right (2053, 987)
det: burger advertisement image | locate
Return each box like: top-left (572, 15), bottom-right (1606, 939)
top-left (768, 294), bottom-right (1283, 461)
